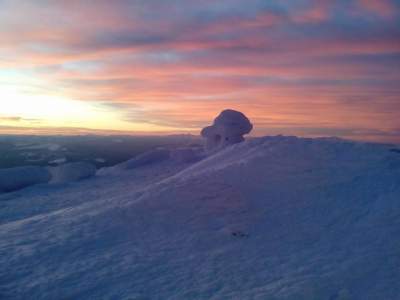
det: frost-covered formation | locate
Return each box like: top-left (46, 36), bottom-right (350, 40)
top-left (0, 166), bottom-right (50, 193)
top-left (49, 162), bottom-right (96, 183)
top-left (201, 109), bottom-right (253, 152)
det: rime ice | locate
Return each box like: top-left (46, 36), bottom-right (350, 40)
top-left (201, 109), bottom-right (253, 152)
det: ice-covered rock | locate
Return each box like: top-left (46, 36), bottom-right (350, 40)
top-left (0, 166), bottom-right (51, 192)
top-left (49, 162), bottom-right (96, 183)
top-left (201, 109), bottom-right (253, 152)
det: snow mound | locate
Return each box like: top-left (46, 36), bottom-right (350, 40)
top-left (0, 166), bottom-right (50, 193)
top-left (119, 148), bottom-right (170, 170)
top-left (170, 147), bottom-right (204, 163)
top-left (201, 109), bottom-right (253, 152)
top-left (97, 147), bottom-right (195, 176)
top-left (49, 162), bottom-right (96, 183)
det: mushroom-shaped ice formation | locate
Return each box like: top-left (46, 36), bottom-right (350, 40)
top-left (201, 109), bottom-right (253, 152)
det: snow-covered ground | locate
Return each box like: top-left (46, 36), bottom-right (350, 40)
top-left (0, 136), bottom-right (399, 299)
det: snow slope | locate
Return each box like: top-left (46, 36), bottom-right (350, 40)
top-left (0, 136), bottom-right (399, 300)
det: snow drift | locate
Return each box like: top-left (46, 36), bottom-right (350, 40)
top-left (48, 162), bottom-right (96, 183)
top-left (119, 148), bottom-right (170, 169)
top-left (1, 136), bottom-right (399, 300)
top-left (97, 147), bottom-right (204, 176)
top-left (170, 147), bottom-right (204, 163)
top-left (0, 166), bottom-right (50, 193)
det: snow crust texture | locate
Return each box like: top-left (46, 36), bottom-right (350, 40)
top-left (1, 136), bottom-right (399, 300)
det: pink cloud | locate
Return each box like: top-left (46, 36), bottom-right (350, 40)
top-left (358, 0), bottom-right (397, 18)
top-left (1, 0), bottom-right (399, 141)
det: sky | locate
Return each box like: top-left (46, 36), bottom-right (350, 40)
top-left (0, 0), bottom-right (399, 142)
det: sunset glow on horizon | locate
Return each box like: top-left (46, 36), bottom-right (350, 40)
top-left (1, 0), bottom-right (399, 142)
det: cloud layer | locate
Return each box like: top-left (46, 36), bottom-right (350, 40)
top-left (0, 0), bottom-right (399, 141)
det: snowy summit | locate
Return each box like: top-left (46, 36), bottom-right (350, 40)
top-left (0, 114), bottom-right (400, 299)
